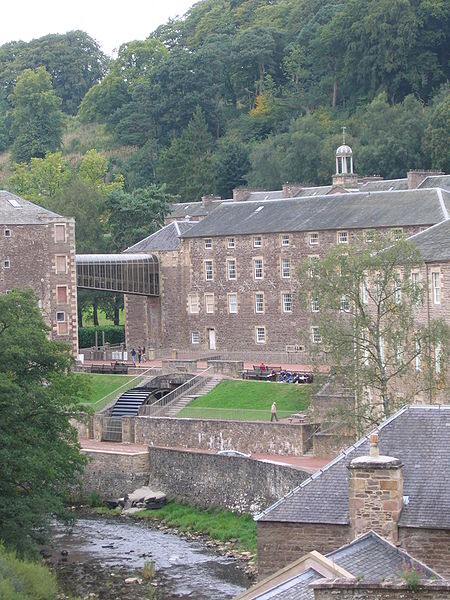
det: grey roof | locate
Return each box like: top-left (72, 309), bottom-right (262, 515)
top-left (253, 531), bottom-right (441, 600)
top-left (418, 175), bottom-right (450, 190)
top-left (125, 221), bottom-right (194, 253)
top-left (296, 186), bottom-right (333, 197)
top-left (181, 189), bottom-right (448, 238)
top-left (245, 191), bottom-right (284, 201)
top-left (76, 253), bottom-right (157, 263)
top-left (257, 406), bottom-right (450, 530)
top-left (168, 199), bottom-right (228, 219)
top-left (359, 179), bottom-right (408, 192)
top-left (0, 190), bottom-right (62, 224)
top-left (408, 219), bottom-right (450, 262)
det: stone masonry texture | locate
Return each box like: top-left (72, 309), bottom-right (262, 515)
top-left (313, 581), bottom-right (450, 600)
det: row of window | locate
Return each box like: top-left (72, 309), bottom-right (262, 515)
top-left (201, 228), bottom-right (409, 251)
top-left (2, 255), bottom-right (69, 274)
top-left (2, 224), bottom-right (67, 242)
top-left (191, 326), bottom-right (321, 345)
top-left (188, 292), bottom-right (293, 314)
top-left (204, 257), bottom-right (292, 281)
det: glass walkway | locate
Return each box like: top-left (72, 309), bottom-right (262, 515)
top-left (76, 254), bottom-right (159, 296)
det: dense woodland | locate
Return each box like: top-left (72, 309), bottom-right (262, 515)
top-left (0, 0), bottom-right (449, 272)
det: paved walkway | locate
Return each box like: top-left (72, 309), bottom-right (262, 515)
top-left (79, 438), bottom-right (330, 472)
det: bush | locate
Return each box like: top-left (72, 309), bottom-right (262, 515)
top-left (0, 545), bottom-right (57, 599)
top-left (78, 325), bottom-right (125, 348)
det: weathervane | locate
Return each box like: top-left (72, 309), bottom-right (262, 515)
top-left (342, 126), bottom-right (346, 145)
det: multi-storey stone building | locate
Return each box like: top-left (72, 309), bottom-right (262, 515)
top-left (0, 191), bottom-right (78, 354)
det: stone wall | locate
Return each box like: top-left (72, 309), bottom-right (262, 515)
top-left (129, 416), bottom-right (315, 456)
top-left (313, 580), bottom-right (450, 599)
top-left (257, 522), bottom-right (350, 579)
top-left (78, 449), bottom-right (149, 500)
top-left (313, 433), bottom-right (354, 457)
top-left (207, 359), bottom-right (244, 378)
top-left (147, 447), bottom-right (309, 514)
top-left (399, 527), bottom-right (450, 580)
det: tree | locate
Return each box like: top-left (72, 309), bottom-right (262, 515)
top-left (423, 90), bottom-right (450, 173)
top-left (0, 289), bottom-right (88, 555)
top-left (9, 151), bottom-right (72, 203)
top-left (10, 67), bottom-right (65, 163)
top-left (213, 138), bottom-right (250, 198)
top-left (298, 238), bottom-right (449, 433)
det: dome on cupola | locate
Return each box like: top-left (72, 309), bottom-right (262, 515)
top-left (336, 144), bottom-right (353, 156)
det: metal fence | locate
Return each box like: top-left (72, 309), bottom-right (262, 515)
top-left (101, 416), bottom-right (123, 441)
top-left (173, 406), bottom-right (309, 422)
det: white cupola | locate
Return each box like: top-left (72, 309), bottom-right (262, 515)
top-left (332, 127), bottom-right (358, 188)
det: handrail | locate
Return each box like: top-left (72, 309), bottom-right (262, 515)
top-left (92, 366), bottom-right (157, 410)
top-left (141, 366), bottom-right (213, 416)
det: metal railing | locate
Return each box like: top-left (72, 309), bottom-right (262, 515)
top-left (91, 366), bottom-right (157, 412)
top-left (101, 416), bottom-right (123, 441)
top-left (173, 406), bottom-right (309, 422)
top-left (139, 366), bottom-right (213, 417)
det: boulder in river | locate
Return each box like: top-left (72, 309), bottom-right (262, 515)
top-left (124, 487), bottom-right (167, 510)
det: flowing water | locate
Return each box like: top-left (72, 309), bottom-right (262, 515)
top-left (46, 516), bottom-right (251, 599)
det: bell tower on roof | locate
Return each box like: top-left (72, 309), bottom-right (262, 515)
top-left (332, 127), bottom-right (358, 188)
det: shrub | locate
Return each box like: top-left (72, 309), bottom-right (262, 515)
top-left (0, 545), bottom-right (57, 599)
top-left (78, 325), bottom-right (125, 348)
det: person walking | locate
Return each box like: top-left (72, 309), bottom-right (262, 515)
top-left (137, 346), bottom-right (142, 364)
top-left (131, 348), bottom-right (136, 366)
top-left (270, 401), bottom-right (279, 422)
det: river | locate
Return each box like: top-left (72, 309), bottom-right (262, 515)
top-left (46, 516), bottom-right (251, 599)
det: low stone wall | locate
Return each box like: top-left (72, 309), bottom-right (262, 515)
top-left (78, 449), bottom-right (149, 500)
top-left (313, 580), bottom-right (450, 599)
top-left (71, 413), bottom-right (92, 439)
top-left (147, 447), bottom-right (309, 514)
top-left (207, 359), bottom-right (244, 378)
top-left (128, 416), bottom-right (316, 456)
top-left (161, 359), bottom-right (197, 374)
top-left (313, 433), bottom-right (355, 458)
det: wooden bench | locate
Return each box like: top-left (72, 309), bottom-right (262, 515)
top-left (90, 363), bottom-right (128, 375)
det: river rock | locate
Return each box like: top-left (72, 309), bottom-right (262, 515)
top-left (125, 487), bottom-right (167, 510)
top-left (125, 577), bottom-right (142, 584)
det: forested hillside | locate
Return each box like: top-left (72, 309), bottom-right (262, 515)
top-left (0, 0), bottom-right (449, 222)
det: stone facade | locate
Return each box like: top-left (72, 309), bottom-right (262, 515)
top-left (313, 580), bottom-right (450, 600)
top-left (399, 527), bottom-right (450, 580)
top-left (0, 213), bottom-right (78, 354)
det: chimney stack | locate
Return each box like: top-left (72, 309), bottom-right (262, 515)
top-left (407, 170), bottom-right (444, 189)
top-left (201, 194), bottom-right (221, 207)
top-left (282, 183), bottom-right (304, 198)
top-left (348, 433), bottom-right (403, 544)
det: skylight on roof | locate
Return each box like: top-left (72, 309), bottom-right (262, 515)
top-left (7, 196), bottom-right (22, 209)
top-left (255, 206), bottom-right (264, 213)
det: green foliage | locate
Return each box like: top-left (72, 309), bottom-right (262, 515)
top-left (10, 67), bottom-right (65, 163)
top-left (213, 139), bottom-right (250, 198)
top-left (0, 545), bottom-right (57, 599)
top-left (9, 152), bottom-right (72, 202)
top-left (0, 290), bottom-right (88, 555)
top-left (78, 325), bottom-right (125, 348)
top-left (423, 89), bottom-right (450, 173)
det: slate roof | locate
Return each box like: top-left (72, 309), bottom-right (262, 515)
top-left (167, 199), bottom-right (229, 219)
top-left (257, 406), bottom-right (450, 529)
top-left (359, 179), bottom-right (408, 192)
top-left (125, 221), bottom-right (194, 253)
top-left (0, 190), bottom-right (62, 224)
top-left (252, 531), bottom-right (441, 600)
top-left (408, 219), bottom-right (450, 262)
top-left (181, 189), bottom-right (449, 238)
top-left (418, 174), bottom-right (450, 190)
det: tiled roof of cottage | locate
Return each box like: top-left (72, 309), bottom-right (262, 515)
top-left (250, 531), bottom-right (442, 600)
top-left (409, 219), bottom-right (450, 262)
top-left (418, 174), bottom-right (450, 190)
top-left (125, 221), bottom-right (193, 253)
top-left (181, 189), bottom-right (449, 238)
top-left (257, 406), bottom-right (450, 529)
top-left (0, 190), bottom-right (62, 224)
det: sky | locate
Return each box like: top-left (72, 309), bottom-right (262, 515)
top-left (1, 0), bottom-right (195, 56)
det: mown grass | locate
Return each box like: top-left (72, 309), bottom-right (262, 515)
top-left (178, 379), bottom-right (312, 421)
top-left (81, 308), bottom-right (125, 327)
top-left (0, 545), bottom-right (58, 600)
top-left (76, 373), bottom-right (135, 408)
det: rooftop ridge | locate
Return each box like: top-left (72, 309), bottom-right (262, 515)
top-left (436, 188), bottom-right (449, 220)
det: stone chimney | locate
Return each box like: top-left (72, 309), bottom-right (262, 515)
top-left (201, 194), bottom-right (221, 207)
top-left (232, 188), bottom-right (252, 202)
top-left (282, 183), bottom-right (304, 198)
top-left (348, 433), bottom-right (403, 544)
top-left (407, 170), bottom-right (444, 189)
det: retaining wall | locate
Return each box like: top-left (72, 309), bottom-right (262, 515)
top-left (313, 581), bottom-right (450, 600)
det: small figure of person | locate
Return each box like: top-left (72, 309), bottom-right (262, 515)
top-left (142, 346), bottom-right (146, 362)
top-left (270, 401), bottom-right (279, 422)
top-left (131, 348), bottom-right (136, 365)
top-left (137, 346), bottom-right (142, 364)
top-left (260, 361), bottom-right (266, 372)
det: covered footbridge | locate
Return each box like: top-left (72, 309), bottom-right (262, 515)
top-left (76, 254), bottom-right (159, 296)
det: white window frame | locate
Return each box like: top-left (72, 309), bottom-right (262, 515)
top-left (411, 271), bottom-right (419, 291)
top-left (432, 272), bottom-right (440, 304)
top-left (282, 292), bottom-right (292, 313)
top-left (338, 230), bottom-right (348, 244)
top-left (281, 235), bottom-right (290, 247)
top-left (253, 235), bottom-right (262, 248)
top-left (256, 326), bottom-right (266, 344)
top-left (227, 237), bottom-right (235, 249)
top-left (191, 331), bottom-right (200, 344)
top-left (253, 258), bottom-right (263, 280)
top-left (364, 229), bottom-right (375, 243)
top-left (204, 238), bottom-right (212, 249)
top-left (311, 296), bottom-right (319, 313)
top-left (3, 259), bottom-right (10, 269)
top-left (204, 293), bottom-right (215, 314)
top-left (392, 228), bottom-right (403, 242)
top-left (362, 277), bottom-right (368, 304)
top-left (309, 255), bottom-right (319, 278)
top-left (415, 338), bottom-right (422, 372)
top-left (311, 327), bottom-right (321, 343)
top-left (281, 257), bottom-right (290, 279)
top-left (54, 223), bottom-right (66, 243)
top-left (309, 232), bottom-right (319, 246)
top-left (379, 336), bottom-right (385, 367)
top-left (340, 295), bottom-right (349, 312)
top-left (4, 228), bottom-right (11, 238)
top-left (255, 292), bottom-right (264, 314)
top-left (228, 293), bottom-right (237, 314)
top-left (204, 260), bottom-right (214, 281)
top-left (394, 274), bottom-right (402, 304)
top-left (227, 259), bottom-right (236, 280)
top-left (188, 293), bottom-right (199, 314)
top-left (435, 343), bottom-right (441, 374)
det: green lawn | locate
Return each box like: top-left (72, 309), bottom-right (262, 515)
top-left (76, 373), bottom-right (136, 409)
top-left (82, 308), bottom-right (125, 326)
top-left (178, 379), bottom-right (312, 421)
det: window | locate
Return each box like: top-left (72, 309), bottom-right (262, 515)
top-left (228, 293), bottom-right (237, 314)
top-left (394, 274), bottom-right (402, 304)
top-left (3, 259), bottom-right (10, 268)
top-left (227, 237), bottom-right (235, 249)
top-left (4, 229), bottom-right (11, 237)
top-left (395, 337), bottom-right (403, 366)
top-left (338, 231), bottom-right (348, 244)
top-left (309, 256), bottom-right (318, 277)
top-left (379, 336), bottom-right (385, 366)
top-left (411, 272), bottom-right (419, 291)
top-left (55, 224), bottom-right (66, 242)
top-left (56, 311), bottom-right (68, 334)
top-left (56, 255), bottom-right (67, 274)
top-left (309, 232), bottom-right (319, 246)
top-left (188, 293), bottom-right (199, 314)
top-left (255, 293), bottom-right (264, 313)
top-left (256, 326), bottom-right (266, 344)
top-left (227, 259), bottom-right (236, 280)
top-left (204, 238), bottom-right (212, 249)
top-left (56, 286), bottom-right (68, 304)
top-left (432, 272), bottom-right (440, 304)
top-left (56, 311), bottom-right (66, 322)
top-left (392, 228), bottom-right (403, 241)
top-left (204, 260), bottom-right (213, 281)
top-left (281, 257), bottom-right (290, 278)
top-left (311, 327), bottom-right (321, 343)
top-left (311, 296), bottom-right (319, 312)
top-left (253, 258), bottom-right (263, 279)
top-left (415, 338), bottom-right (422, 372)
top-left (340, 295), bottom-right (349, 312)
top-left (253, 236), bottom-right (262, 248)
top-left (204, 293), bottom-right (214, 314)
top-left (281, 235), bottom-right (290, 247)
top-left (191, 331), bottom-right (200, 344)
top-left (363, 331), bottom-right (369, 365)
top-left (362, 278), bottom-right (368, 304)
top-left (282, 292), bottom-right (292, 313)
top-left (364, 229), bottom-right (375, 243)
top-left (435, 343), bottom-right (441, 374)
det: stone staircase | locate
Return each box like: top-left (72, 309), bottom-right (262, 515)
top-left (164, 376), bottom-right (222, 417)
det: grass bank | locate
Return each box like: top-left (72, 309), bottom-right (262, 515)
top-left (76, 373), bottom-right (136, 409)
top-left (178, 379), bottom-right (312, 421)
top-left (0, 545), bottom-right (58, 599)
top-left (95, 502), bottom-right (257, 555)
